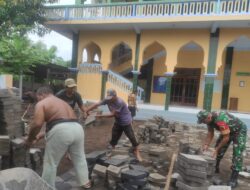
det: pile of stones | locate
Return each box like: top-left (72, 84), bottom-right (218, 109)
top-left (0, 89), bottom-right (43, 173)
top-left (0, 136), bottom-right (43, 174)
top-left (136, 116), bottom-right (175, 144)
top-left (0, 89), bottom-right (23, 138)
top-left (86, 148), bottom-right (167, 190)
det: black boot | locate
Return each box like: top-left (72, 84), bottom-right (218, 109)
top-left (228, 170), bottom-right (239, 188)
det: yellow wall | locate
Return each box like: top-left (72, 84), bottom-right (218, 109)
top-left (228, 51), bottom-right (250, 112)
top-left (75, 28), bottom-right (250, 112)
top-left (77, 73), bottom-right (102, 101)
top-left (150, 56), bottom-right (167, 105)
top-left (212, 28), bottom-right (250, 110)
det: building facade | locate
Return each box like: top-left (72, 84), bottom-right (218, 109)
top-left (45, 0), bottom-right (250, 112)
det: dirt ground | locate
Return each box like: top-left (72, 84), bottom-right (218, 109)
top-left (55, 118), bottom-right (250, 190)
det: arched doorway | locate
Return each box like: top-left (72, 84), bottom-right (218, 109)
top-left (140, 42), bottom-right (166, 103)
top-left (172, 42), bottom-right (204, 106)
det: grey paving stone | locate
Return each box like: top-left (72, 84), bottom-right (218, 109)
top-left (97, 156), bottom-right (109, 166)
top-left (121, 169), bottom-right (148, 180)
top-left (93, 164), bottom-right (107, 177)
top-left (111, 155), bottom-right (129, 160)
top-left (177, 158), bottom-right (207, 172)
top-left (120, 183), bottom-right (138, 190)
top-left (176, 180), bottom-right (208, 190)
top-left (208, 185), bottom-right (231, 190)
top-left (212, 176), bottom-right (223, 185)
top-left (179, 153), bottom-right (208, 167)
top-left (11, 138), bottom-right (25, 148)
top-left (60, 170), bottom-right (75, 181)
top-left (107, 165), bottom-right (123, 177)
top-left (126, 178), bottom-right (147, 186)
top-left (177, 165), bottom-right (207, 179)
top-left (86, 150), bottom-right (106, 164)
top-left (116, 183), bottom-right (130, 190)
top-left (55, 182), bottom-right (73, 190)
top-left (129, 164), bottom-right (149, 175)
top-left (148, 173), bottom-right (166, 183)
top-left (104, 158), bottom-right (127, 167)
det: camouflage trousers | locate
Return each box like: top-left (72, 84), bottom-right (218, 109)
top-left (215, 127), bottom-right (247, 171)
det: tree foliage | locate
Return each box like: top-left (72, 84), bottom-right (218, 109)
top-left (0, 35), bottom-right (69, 74)
top-left (0, 0), bottom-right (58, 38)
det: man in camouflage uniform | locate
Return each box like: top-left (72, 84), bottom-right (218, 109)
top-left (197, 110), bottom-right (247, 188)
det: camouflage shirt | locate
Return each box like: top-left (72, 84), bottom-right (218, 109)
top-left (209, 111), bottom-right (247, 135)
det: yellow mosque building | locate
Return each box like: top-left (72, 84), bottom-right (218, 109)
top-left (45, 0), bottom-right (250, 112)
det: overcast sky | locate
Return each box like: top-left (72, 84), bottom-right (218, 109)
top-left (29, 0), bottom-right (91, 61)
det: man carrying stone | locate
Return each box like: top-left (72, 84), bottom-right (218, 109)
top-left (86, 89), bottom-right (142, 162)
top-left (197, 110), bottom-right (247, 188)
top-left (26, 86), bottom-right (91, 189)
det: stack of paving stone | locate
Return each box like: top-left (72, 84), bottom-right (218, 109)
top-left (86, 150), bottom-right (106, 177)
top-left (176, 153), bottom-right (210, 190)
top-left (11, 138), bottom-right (27, 167)
top-left (118, 168), bottom-right (149, 190)
top-left (0, 135), bottom-right (10, 169)
top-left (29, 148), bottom-right (43, 175)
top-left (148, 173), bottom-right (166, 188)
top-left (136, 120), bottom-right (173, 144)
top-left (179, 139), bottom-right (202, 155)
top-left (0, 89), bottom-right (23, 138)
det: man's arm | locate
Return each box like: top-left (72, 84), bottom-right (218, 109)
top-left (212, 120), bottom-right (230, 157)
top-left (202, 126), bottom-right (214, 151)
top-left (96, 110), bottom-right (115, 119)
top-left (214, 134), bottom-right (230, 153)
top-left (27, 102), bottom-right (45, 143)
top-left (86, 102), bottom-right (102, 115)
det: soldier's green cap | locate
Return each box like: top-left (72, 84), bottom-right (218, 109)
top-left (197, 110), bottom-right (210, 124)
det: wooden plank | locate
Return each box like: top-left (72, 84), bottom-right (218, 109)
top-left (164, 153), bottom-right (177, 190)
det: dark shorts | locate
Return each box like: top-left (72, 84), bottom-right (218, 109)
top-left (128, 106), bottom-right (136, 117)
top-left (110, 122), bottom-right (139, 147)
top-left (46, 119), bottom-right (79, 132)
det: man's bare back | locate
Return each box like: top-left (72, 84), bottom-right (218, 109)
top-left (36, 95), bottom-right (77, 123)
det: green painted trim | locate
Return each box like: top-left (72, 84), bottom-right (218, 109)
top-left (132, 33), bottom-right (141, 92)
top-left (164, 76), bottom-right (172, 111)
top-left (101, 71), bottom-right (108, 100)
top-left (236, 72), bottom-right (250, 76)
top-left (221, 47), bottom-right (233, 110)
top-left (203, 30), bottom-right (219, 111)
top-left (71, 32), bottom-right (79, 68)
top-left (132, 74), bottom-right (139, 92)
top-left (203, 80), bottom-right (214, 111)
top-left (207, 30), bottom-right (219, 73)
top-left (134, 33), bottom-right (141, 71)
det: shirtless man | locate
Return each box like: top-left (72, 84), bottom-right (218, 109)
top-left (26, 86), bottom-right (91, 189)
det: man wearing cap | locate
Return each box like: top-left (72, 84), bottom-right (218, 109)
top-left (197, 110), bottom-right (247, 188)
top-left (86, 89), bottom-right (142, 162)
top-left (56, 78), bottom-right (86, 117)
